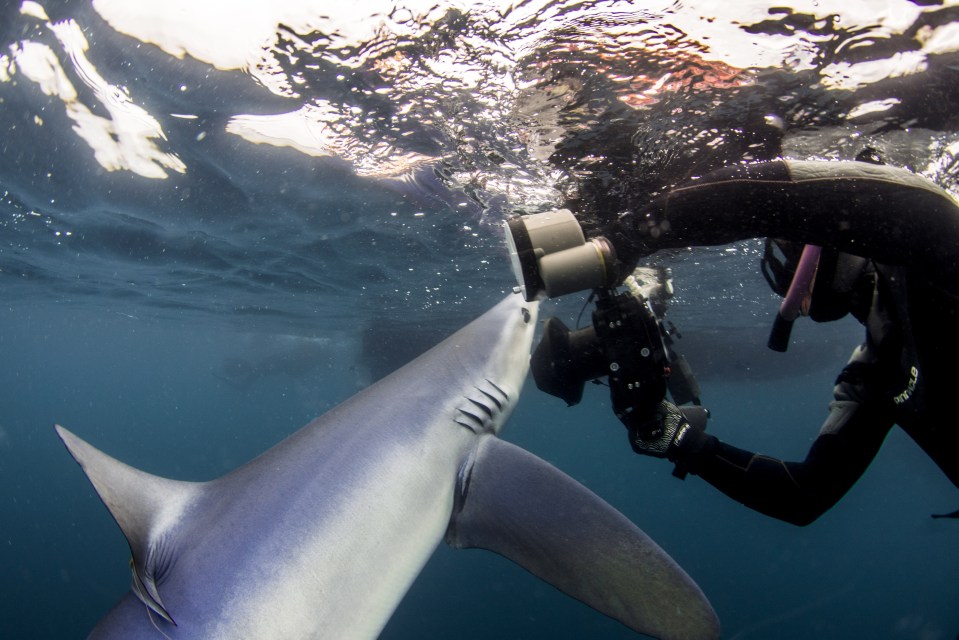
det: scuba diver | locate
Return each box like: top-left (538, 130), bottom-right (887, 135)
top-left (505, 157), bottom-right (959, 525)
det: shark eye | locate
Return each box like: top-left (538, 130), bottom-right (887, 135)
top-left (522, 307), bottom-right (531, 323)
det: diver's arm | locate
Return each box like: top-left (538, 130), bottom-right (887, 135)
top-left (671, 354), bottom-right (896, 526)
top-left (604, 160), bottom-right (959, 295)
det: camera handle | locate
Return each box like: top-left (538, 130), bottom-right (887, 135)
top-left (596, 289), bottom-right (668, 425)
top-left (597, 290), bottom-right (709, 479)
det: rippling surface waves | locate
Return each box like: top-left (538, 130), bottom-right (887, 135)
top-left (2, 0), bottom-right (958, 330)
top-left (3, 3), bottom-right (959, 640)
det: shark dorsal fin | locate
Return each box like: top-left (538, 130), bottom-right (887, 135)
top-left (55, 425), bottom-right (201, 623)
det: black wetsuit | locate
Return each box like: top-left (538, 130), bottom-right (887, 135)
top-left (683, 268), bottom-right (959, 525)
top-left (607, 160), bottom-right (959, 525)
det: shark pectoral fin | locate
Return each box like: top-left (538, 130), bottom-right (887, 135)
top-left (447, 436), bottom-right (719, 640)
top-left (55, 425), bottom-right (198, 624)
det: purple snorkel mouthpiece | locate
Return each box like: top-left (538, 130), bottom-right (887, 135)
top-left (768, 244), bottom-right (821, 352)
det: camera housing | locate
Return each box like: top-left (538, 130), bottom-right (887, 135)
top-left (531, 288), bottom-right (671, 432)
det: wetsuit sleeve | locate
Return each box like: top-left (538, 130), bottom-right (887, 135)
top-left (605, 160), bottom-right (959, 295)
top-left (678, 349), bottom-right (896, 526)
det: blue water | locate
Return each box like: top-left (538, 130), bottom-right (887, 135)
top-left (2, 1), bottom-right (958, 638)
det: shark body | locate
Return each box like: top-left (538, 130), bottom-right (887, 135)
top-left (57, 293), bottom-right (719, 640)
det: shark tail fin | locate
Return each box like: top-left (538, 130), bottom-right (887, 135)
top-left (55, 425), bottom-right (200, 624)
top-left (447, 436), bottom-right (720, 640)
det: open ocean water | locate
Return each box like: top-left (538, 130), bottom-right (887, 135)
top-left (1, 0), bottom-right (958, 638)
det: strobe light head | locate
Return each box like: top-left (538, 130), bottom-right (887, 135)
top-left (505, 209), bottom-right (616, 301)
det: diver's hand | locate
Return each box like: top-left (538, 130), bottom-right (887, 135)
top-left (628, 400), bottom-right (704, 460)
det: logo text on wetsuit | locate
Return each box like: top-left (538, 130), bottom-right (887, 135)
top-left (893, 366), bottom-right (919, 405)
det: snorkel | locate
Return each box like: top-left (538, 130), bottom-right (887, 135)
top-left (767, 244), bottom-right (821, 352)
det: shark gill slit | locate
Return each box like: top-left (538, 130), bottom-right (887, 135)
top-left (476, 387), bottom-right (503, 410)
top-left (485, 379), bottom-right (509, 401)
top-left (455, 408), bottom-right (485, 433)
top-left (468, 398), bottom-right (493, 418)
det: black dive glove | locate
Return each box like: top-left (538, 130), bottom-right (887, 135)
top-left (628, 400), bottom-right (712, 476)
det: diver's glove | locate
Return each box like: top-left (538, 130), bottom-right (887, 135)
top-left (628, 400), bottom-right (713, 477)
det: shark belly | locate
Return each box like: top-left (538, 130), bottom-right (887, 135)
top-left (92, 398), bottom-right (480, 639)
top-left (201, 427), bottom-right (475, 639)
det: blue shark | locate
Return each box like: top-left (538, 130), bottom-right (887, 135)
top-left (56, 293), bottom-right (719, 640)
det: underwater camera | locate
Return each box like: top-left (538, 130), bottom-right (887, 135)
top-left (533, 285), bottom-right (668, 418)
top-left (506, 211), bottom-right (704, 451)
top-left (530, 270), bottom-right (700, 425)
